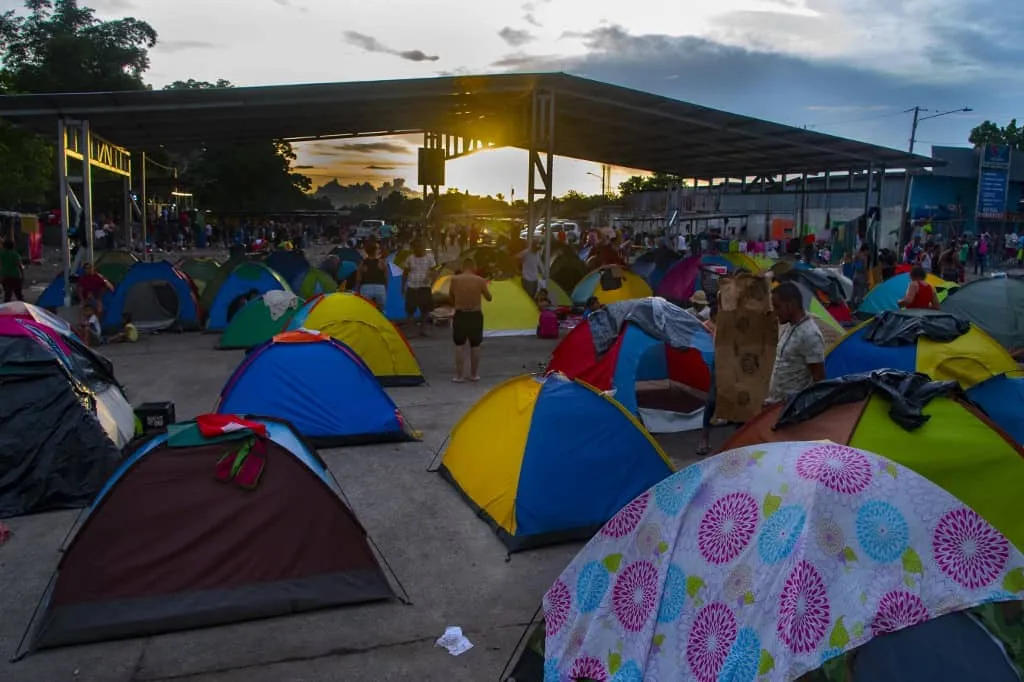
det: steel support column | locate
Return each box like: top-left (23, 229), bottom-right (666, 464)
top-left (57, 120), bottom-right (71, 307)
top-left (140, 151), bottom-right (148, 260)
top-left (526, 88), bottom-right (555, 279)
top-left (79, 121), bottom-right (94, 264)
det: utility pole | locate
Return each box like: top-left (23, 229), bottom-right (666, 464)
top-left (898, 105), bottom-right (972, 253)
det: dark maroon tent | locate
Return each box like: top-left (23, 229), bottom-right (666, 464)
top-left (28, 416), bottom-right (396, 651)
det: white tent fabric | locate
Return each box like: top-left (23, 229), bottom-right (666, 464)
top-left (94, 386), bottom-right (134, 447)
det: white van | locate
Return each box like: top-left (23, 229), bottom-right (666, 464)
top-left (355, 219), bottom-right (384, 240)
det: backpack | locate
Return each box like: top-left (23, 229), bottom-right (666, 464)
top-left (537, 310), bottom-right (559, 339)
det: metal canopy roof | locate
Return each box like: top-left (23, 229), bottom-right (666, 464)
top-left (0, 72), bottom-right (936, 178)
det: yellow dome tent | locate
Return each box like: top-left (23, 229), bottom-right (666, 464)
top-left (432, 276), bottom-right (540, 337)
top-left (287, 293), bottom-right (424, 386)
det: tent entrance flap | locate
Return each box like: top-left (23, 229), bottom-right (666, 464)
top-left (123, 282), bottom-right (180, 332)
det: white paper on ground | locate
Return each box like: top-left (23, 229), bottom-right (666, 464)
top-left (435, 626), bottom-right (474, 656)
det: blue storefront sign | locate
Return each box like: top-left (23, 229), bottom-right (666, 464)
top-left (977, 145), bottom-right (1012, 220)
top-left (978, 167), bottom-right (1010, 218)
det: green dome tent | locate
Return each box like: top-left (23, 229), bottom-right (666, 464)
top-left (177, 257), bottom-right (222, 295)
top-left (218, 293), bottom-right (304, 350)
top-left (298, 268), bottom-right (337, 299)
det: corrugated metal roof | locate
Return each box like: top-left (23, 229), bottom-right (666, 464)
top-left (0, 72), bottom-right (936, 178)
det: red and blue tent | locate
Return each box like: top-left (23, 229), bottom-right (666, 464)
top-left (547, 298), bottom-right (713, 431)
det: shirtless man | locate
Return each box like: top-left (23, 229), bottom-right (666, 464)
top-left (449, 258), bottom-right (492, 382)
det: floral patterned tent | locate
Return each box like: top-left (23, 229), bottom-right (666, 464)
top-left (539, 441), bottom-right (1024, 682)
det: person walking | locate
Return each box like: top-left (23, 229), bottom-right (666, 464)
top-left (355, 243), bottom-right (388, 311)
top-left (449, 258), bottom-right (491, 383)
top-left (765, 282), bottom-right (826, 406)
top-left (0, 238), bottom-right (24, 302)
top-left (402, 238), bottom-right (436, 336)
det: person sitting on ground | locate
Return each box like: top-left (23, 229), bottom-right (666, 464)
top-left (899, 266), bottom-right (940, 310)
top-left (449, 258), bottom-right (491, 383)
top-left (77, 303), bottom-right (102, 347)
top-left (108, 312), bottom-right (138, 343)
top-left (582, 296), bottom-right (602, 319)
top-left (77, 262), bottom-right (114, 317)
top-left (534, 287), bottom-right (552, 309)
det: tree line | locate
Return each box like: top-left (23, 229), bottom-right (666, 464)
top-left (0, 0), bottom-right (329, 213)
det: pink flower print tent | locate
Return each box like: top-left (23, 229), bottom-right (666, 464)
top-left (539, 441), bottom-right (1024, 682)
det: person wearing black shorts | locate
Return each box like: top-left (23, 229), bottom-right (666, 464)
top-left (448, 259), bottom-right (491, 382)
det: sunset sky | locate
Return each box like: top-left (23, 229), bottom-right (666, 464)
top-left (45, 0), bottom-right (1023, 196)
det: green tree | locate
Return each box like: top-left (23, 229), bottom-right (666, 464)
top-left (0, 0), bottom-right (159, 208)
top-left (164, 79), bottom-right (327, 212)
top-left (969, 119), bottom-right (1023, 150)
top-left (0, 0), bottom-right (157, 92)
top-left (618, 172), bottom-right (686, 195)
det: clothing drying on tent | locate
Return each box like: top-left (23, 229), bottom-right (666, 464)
top-left (825, 310), bottom-right (1024, 440)
top-left (218, 291), bottom-right (303, 350)
top-left (531, 440), bottom-right (1024, 682)
top-left (827, 310), bottom-right (1017, 386)
top-left (93, 250), bottom-right (139, 285)
top-left (437, 373), bottom-right (673, 552)
top-left (287, 293), bottom-right (424, 386)
top-left (858, 271), bottom-right (957, 316)
top-left (217, 331), bottom-right (416, 445)
top-left (0, 320), bottom-right (121, 517)
top-left (432, 276), bottom-right (540, 337)
top-left (726, 369), bottom-right (1024, 544)
top-left (298, 267), bottom-right (337, 299)
top-left (941, 275), bottom-right (1024, 352)
top-left (547, 298), bottom-right (714, 432)
top-left (774, 265), bottom-right (854, 323)
top-left (25, 416), bottom-right (397, 651)
top-left (571, 266), bottom-right (652, 306)
top-left (102, 261), bottom-right (202, 332)
top-left (176, 257), bottom-right (221, 294)
top-left (206, 262), bottom-right (290, 331)
top-left (0, 317), bottom-right (133, 447)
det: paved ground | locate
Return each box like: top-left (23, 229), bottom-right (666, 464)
top-left (0, 320), bottom-right (734, 682)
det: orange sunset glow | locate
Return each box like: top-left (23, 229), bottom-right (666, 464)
top-left (293, 135), bottom-right (644, 198)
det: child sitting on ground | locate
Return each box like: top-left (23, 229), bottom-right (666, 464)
top-left (108, 312), bottom-right (138, 343)
top-left (534, 287), bottom-right (553, 309)
top-left (77, 304), bottom-right (102, 347)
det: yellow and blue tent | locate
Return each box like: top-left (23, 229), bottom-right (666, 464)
top-left (287, 293), bottom-right (424, 386)
top-left (571, 266), bottom-right (653, 306)
top-left (826, 309), bottom-right (1024, 444)
top-left (437, 373), bottom-right (674, 552)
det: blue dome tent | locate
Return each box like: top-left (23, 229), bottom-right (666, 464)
top-left (102, 261), bottom-right (201, 332)
top-left (216, 330), bottom-right (417, 446)
top-left (205, 262), bottom-right (290, 331)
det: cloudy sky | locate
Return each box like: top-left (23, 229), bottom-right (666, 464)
top-left (77, 0), bottom-right (1023, 196)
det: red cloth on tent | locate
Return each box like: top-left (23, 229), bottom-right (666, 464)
top-left (196, 414), bottom-right (268, 439)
